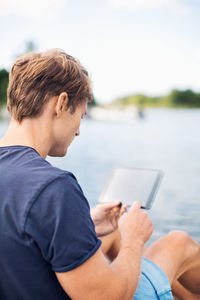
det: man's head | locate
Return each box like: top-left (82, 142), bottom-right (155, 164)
top-left (6, 49), bottom-right (92, 157)
top-left (7, 49), bottom-right (92, 123)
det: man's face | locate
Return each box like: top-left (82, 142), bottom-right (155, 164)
top-left (48, 101), bottom-right (87, 157)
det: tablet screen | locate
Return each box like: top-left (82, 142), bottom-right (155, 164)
top-left (98, 167), bottom-right (163, 209)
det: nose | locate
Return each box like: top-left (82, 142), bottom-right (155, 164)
top-left (75, 129), bottom-right (80, 136)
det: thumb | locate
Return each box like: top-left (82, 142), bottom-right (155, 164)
top-left (107, 200), bottom-right (122, 209)
top-left (99, 201), bottom-right (121, 210)
top-left (130, 201), bottom-right (141, 211)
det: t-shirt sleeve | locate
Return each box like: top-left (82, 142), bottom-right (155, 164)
top-left (24, 172), bottom-right (101, 272)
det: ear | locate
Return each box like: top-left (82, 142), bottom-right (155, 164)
top-left (55, 92), bottom-right (69, 117)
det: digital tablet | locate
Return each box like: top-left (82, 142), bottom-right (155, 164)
top-left (98, 167), bottom-right (164, 209)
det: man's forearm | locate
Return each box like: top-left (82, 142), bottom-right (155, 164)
top-left (110, 243), bottom-right (144, 300)
top-left (99, 229), bottom-right (143, 299)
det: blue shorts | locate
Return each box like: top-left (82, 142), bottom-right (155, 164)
top-left (133, 258), bottom-right (174, 300)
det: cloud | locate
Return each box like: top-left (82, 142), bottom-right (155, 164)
top-left (0, 0), bottom-right (66, 18)
top-left (109, 0), bottom-right (190, 14)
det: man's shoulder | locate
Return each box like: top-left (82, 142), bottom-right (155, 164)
top-left (39, 162), bottom-right (78, 188)
top-left (6, 145), bottom-right (77, 185)
top-left (31, 155), bottom-right (75, 182)
top-left (0, 145), bottom-right (79, 202)
top-left (28, 157), bottom-right (79, 196)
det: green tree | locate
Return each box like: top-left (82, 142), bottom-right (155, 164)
top-left (0, 40), bottom-right (38, 110)
top-left (169, 89), bottom-right (200, 107)
top-left (112, 89), bottom-right (200, 108)
top-left (0, 69), bottom-right (9, 107)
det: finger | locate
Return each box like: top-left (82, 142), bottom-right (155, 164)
top-left (130, 201), bottom-right (141, 211)
top-left (103, 201), bottom-right (122, 211)
top-left (119, 205), bottom-right (127, 217)
top-left (111, 205), bottom-right (127, 221)
top-left (111, 205), bottom-right (122, 216)
top-left (118, 202), bottom-right (122, 209)
top-left (113, 200), bottom-right (122, 208)
top-left (122, 204), bottom-right (127, 212)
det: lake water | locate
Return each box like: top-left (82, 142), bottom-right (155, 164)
top-left (0, 108), bottom-right (200, 244)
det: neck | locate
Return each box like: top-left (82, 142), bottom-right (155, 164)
top-left (0, 117), bottom-right (52, 159)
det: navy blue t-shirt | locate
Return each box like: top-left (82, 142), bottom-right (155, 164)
top-left (0, 146), bottom-right (101, 300)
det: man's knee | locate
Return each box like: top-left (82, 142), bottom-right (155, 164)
top-left (167, 230), bottom-right (190, 248)
top-left (167, 230), bottom-right (199, 259)
top-left (145, 231), bottom-right (190, 258)
top-left (145, 230), bottom-right (197, 261)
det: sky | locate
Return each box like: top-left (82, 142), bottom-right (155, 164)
top-left (0, 0), bottom-right (200, 103)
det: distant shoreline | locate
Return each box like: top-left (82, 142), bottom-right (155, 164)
top-left (1, 102), bottom-right (200, 122)
top-left (111, 89), bottom-right (200, 109)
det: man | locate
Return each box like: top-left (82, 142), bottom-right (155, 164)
top-left (0, 49), bottom-right (199, 300)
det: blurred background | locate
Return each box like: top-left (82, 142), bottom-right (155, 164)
top-left (0, 0), bottom-right (200, 243)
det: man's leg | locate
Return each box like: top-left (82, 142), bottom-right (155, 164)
top-left (100, 229), bottom-right (200, 299)
top-left (172, 280), bottom-right (200, 300)
top-left (100, 230), bottom-right (149, 261)
top-left (143, 231), bottom-right (200, 295)
top-left (99, 229), bottom-right (121, 261)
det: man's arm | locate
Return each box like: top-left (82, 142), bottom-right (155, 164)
top-left (56, 202), bottom-right (153, 300)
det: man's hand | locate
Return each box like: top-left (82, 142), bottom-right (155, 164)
top-left (119, 201), bottom-right (154, 251)
top-left (91, 201), bottom-right (127, 237)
